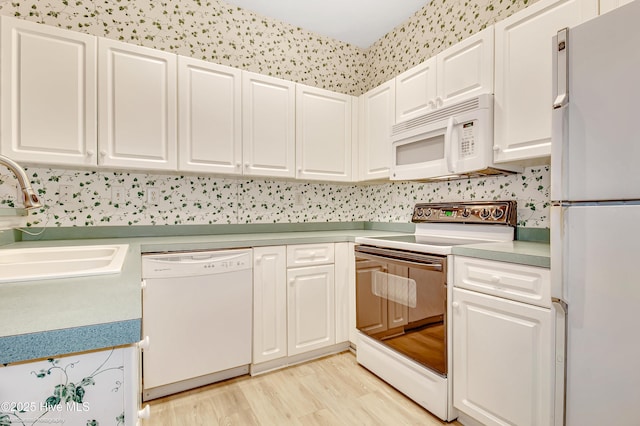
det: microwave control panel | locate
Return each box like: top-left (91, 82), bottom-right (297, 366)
top-left (412, 201), bottom-right (517, 226)
top-left (459, 121), bottom-right (476, 158)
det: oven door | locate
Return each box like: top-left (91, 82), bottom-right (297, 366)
top-left (355, 245), bottom-right (447, 376)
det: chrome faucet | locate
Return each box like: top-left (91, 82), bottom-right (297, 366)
top-left (0, 155), bottom-right (41, 209)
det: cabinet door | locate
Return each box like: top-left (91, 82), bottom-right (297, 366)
top-left (600, 0), bottom-right (634, 14)
top-left (178, 56), bottom-right (242, 174)
top-left (296, 85), bottom-right (353, 182)
top-left (253, 246), bottom-right (287, 364)
top-left (453, 287), bottom-right (553, 426)
top-left (437, 26), bottom-right (494, 108)
top-left (242, 72), bottom-right (295, 178)
top-left (0, 17), bottom-right (97, 166)
top-left (98, 38), bottom-right (177, 170)
top-left (494, 0), bottom-right (598, 164)
top-left (287, 265), bottom-right (335, 356)
top-left (334, 242), bottom-right (353, 344)
top-left (395, 57), bottom-right (437, 122)
top-left (359, 80), bottom-right (395, 181)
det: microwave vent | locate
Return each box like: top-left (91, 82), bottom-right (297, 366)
top-left (392, 96), bottom-right (484, 136)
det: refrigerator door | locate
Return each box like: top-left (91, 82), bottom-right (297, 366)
top-left (551, 0), bottom-right (640, 202)
top-left (555, 203), bottom-right (640, 425)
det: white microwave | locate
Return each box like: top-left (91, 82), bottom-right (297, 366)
top-left (390, 94), bottom-right (520, 181)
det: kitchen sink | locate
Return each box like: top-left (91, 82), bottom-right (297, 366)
top-left (0, 244), bottom-right (129, 283)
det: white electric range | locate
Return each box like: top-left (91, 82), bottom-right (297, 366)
top-left (353, 201), bottom-right (517, 421)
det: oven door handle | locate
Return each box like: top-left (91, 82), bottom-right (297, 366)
top-left (355, 250), bottom-right (444, 272)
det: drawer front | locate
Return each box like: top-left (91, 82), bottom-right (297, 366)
top-left (287, 243), bottom-right (335, 267)
top-left (454, 256), bottom-right (550, 308)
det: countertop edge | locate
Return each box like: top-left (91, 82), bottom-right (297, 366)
top-left (452, 241), bottom-right (550, 268)
top-left (0, 319), bottom-right (141, 364)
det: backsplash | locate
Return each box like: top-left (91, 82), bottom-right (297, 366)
top-left (0, 0), bottom-right (549, 230)
top-left (0, 166), bottom-right (549, 228)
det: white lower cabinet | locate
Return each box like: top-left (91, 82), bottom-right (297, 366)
top-left (334, 242), bottom-right (353, 344)
top-left (287, 264), bottom-right (335, 356)
top-left (252, 246), bottom-right (287, 364)
top-left (453, 257), bottom-right (554, 426)
top-left (0, 346), bottom-right (145, 426)
top-left (252, 243), bottom-right (350, 374)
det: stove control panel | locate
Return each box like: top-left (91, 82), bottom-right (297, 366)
top-left (412, 201), bottom-right (517, 226)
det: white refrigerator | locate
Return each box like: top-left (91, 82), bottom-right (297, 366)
top-left (551, 1), bottom-right (640, 425)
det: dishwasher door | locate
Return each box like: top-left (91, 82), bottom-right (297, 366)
top-left (141, 249), bottom-right (252, 400)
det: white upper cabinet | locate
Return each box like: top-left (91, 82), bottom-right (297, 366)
top-left (0, 17), bottom-right (97, 166)
top-left (296, 85), bottom-right (354, 182)
top-left (493, 0), bottom-right (598, 164)
top-left (242, 72), bottom-right (296, 178)
top-left (359, 80), bottom-right (395, 181)
top-left (600, 0), bottom-right (634, 14)
top-left (98, 38), bottom-right (177, 170)
top-left (395, 57), bottom-right (437, 123)
top-left (177, 56), bottom-right (242, 175)
top-left (436, 26), bottom-right (494, 107)
top-left (395, 26), bottom-right (494, 123)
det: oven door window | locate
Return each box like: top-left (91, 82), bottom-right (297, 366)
top-left (356, 250), bottom-right (447, 376)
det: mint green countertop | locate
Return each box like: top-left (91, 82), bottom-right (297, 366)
top-left (0, 226), bottom-right (409, 363)
top-left (452, 241), bottom-right (550, 268)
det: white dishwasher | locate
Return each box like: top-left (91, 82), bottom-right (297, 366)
top-left (141, 248), bottom-right (252, 401)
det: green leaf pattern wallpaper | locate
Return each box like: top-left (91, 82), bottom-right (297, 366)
top-left (0, 166), bottom-right (549, 227)
top-left (0, 0), bottom-right (548, 229)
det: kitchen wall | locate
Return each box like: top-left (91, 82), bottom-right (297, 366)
top-left (1, 166), bottom-right (549, 228)
top-left (0, 0), bottom-right (550, 229)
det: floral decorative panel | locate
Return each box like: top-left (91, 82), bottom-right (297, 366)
top-left (0, 347), bottom-right (134, 426)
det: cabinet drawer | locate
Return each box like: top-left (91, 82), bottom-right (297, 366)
top-left (454, 256), bottom-right (550, 308)
top-left (287, 243), bottom-right (335, 267)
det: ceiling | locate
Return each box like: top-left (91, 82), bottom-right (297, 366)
top-left (223, 0), bottom-right (431, 48)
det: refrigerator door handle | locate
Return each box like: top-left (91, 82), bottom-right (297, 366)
top-left (552, 297), bottom-right (568, 426)
top-left (553, 28), bottom-right (569, 109)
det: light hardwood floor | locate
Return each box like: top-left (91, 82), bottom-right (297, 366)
top-left (145, 351), bottom-right (462, 425)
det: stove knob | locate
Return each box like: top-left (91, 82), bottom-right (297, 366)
top-left (461, 208), bottom-right (471, 218)
top-left (416, 208), bottom-right (424, 217)
top-left (424, 208), bottom-right (432, 217)
top-left (479, 208), bottom-right (491, 220)
top-left (493, 208), bottom-right (504, 220)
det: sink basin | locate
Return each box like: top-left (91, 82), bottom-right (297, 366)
top-left (0, 244), bottom-right (129, 283)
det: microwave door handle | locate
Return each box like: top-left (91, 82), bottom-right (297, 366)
top-left (445, 116), bottom-right (457, 173)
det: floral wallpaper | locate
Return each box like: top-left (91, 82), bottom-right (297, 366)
top-left (0, 166), bottom-right (549, 228)
top-left (364, 0), bottom-right (538, 91)
top-left (0, 0), bottom-right (551, 230)
top-left (0, 0), bottom-right (367, 95)
top-left (0, 0), bottom-right (538, 96)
